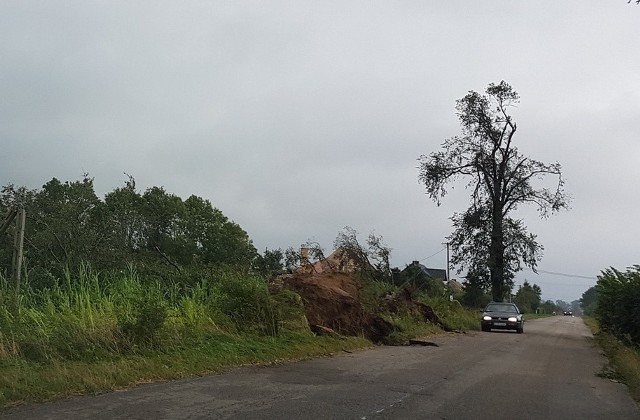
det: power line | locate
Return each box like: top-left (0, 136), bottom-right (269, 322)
top-left (523, 268), bottom-right (596, 280)
top-left (420, 247), bottom-right (446, 262)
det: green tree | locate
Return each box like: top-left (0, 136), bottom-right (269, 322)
top-left (30, 176), bottom-right (104, 275)
top-left (252, 248), bottom-right (284, 276)
top-left (580, 286), bottom-right (598, 316)
top-left (539, 300), bottom-right (561, 314)
top-left (461, 270), bottom-right (492, 308)
top-left (182, 194), bottom-right (256, 269)
top-left (570, 299), bottom-right (582, 316)
top-left (103, 175), bottom-right (145, 266)
top-left (418, 81), bottom-right (570, 301)
top-left (448, 207), bottom-right (541, 294)
top-left (0, 176), bottom-right (108, 285)
top-left (0, 185), bottom-right (36, 272)
top-left (555, 299), bottom-right (570, 311)
top-left (595, 266), bottom-right (640, 345)
top-left (513, 280), bottom-right (542, 313)
top-left (140, 186), bottom-right (186, 263)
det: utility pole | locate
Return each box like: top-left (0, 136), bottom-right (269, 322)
top-left (11, 208), bottom-right (26, 291)
top-left (442, 241), bottom-right (450, 281)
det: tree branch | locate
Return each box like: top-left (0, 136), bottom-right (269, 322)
top-left (154, 245), bottom-right (182, 272)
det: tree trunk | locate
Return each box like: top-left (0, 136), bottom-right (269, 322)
top-left (489, 205), bottom-right (506, 302)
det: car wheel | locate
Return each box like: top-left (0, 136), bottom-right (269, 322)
top-left (516, 326), bottom-right (523, 334)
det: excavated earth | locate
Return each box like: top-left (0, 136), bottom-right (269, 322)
top-left (270, 271), bottom-right (393, 342)
top-left (269, 266), bottom-right (449, 343)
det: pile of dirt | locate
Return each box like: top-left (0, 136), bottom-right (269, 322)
top-left (268, 248), bottom-right (451, 343)
top-left (269, 271), bottom-right (394, 343)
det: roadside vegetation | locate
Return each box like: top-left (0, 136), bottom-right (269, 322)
top-left (583, 317), bottom-right (640, 402)
top-left (0, 264), bottom-right (375, 407)
top-left (0, 261), bottom-right (478, 407)
top-left (0, 175), bottom-right (557, 408)
top-left (581, 266), bottom-right (640, 402)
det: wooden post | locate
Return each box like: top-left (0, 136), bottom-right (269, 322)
top-left (11, 208), bottom-right (26, 291)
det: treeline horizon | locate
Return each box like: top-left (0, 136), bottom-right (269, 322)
top-left (1, 174), bottom-right (565, 310)
top-left (1, 174), bottom-right (259, 288)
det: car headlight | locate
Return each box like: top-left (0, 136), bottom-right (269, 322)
top-left (483, 316), bottom-right (492, 321)
top-left (508, 317), bottom-right (518, 322)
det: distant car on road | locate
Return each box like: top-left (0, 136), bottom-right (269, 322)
top-left (481, 302), bottom-right (524, 334)
top-left (563, 310), bottom-right (573, 316)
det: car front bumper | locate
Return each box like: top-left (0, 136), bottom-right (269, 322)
top-left (481, 320), bottom-right (521, 330)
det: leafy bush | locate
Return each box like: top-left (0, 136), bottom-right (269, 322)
top-left (118, 293), bottom-right (168, 349)
top-left (211, 272), bottom-right (278, 335)
top-left (596, 266), bottom-right (640, 346)
top-left (359, 279), bottom-right (398, 313)
top-left (580, 286), bottom-right (598, 317)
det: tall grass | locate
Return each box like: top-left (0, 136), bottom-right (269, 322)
top-left (584, 316), bottom-right (640, 402)
top-left (420, 295), bottom-right (480, 331)
top-left (0, 264), bottom-right (293, 364)
top-left (0, 265), bottom-right (370, 406)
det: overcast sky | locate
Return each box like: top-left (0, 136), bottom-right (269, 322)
top-left (2, 1), bottom-right (639, 302)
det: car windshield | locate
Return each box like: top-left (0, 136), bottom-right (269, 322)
top-left (485, 303), bottom-right (518, 313)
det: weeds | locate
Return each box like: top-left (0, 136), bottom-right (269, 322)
top-left (419, 295), bottom-right (480, 331)
top-left (584, 316), bottom-right (640, 402)
top-left (0, 264), bottom-right (294, 365)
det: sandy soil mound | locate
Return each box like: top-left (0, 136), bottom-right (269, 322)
top-left (268, 247), bottom-right (451, 342)
top-left (270, 271), bottom-right (393, 342)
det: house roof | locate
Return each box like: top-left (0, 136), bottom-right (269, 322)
top-left (402, 261), bottom-right (448, 282)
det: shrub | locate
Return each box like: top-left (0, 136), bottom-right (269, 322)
top-left (211, 273), bottom-right (278, 335)
top-left (596, 266), bottom-right (640, 346)
top-left (118, 293), bottom-right (168, 349)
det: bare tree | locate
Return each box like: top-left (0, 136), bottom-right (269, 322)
top-left (418, 81), bottom-right (570, 301)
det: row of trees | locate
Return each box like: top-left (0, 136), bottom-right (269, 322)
top-left (1, 172), bottom-right (561, 317)
top-left (1, 175), bottom-right (257, 287)
top-left (461, 277), bottom-right (551, 313)
top-left (582, 266), bottom-right (640, 346)
top-left (1, 174), bottom-right (401, 290)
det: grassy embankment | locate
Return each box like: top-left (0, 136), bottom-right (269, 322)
top-left (0, 266), bottom-right (369, 407)
top-left (0, 267), bottom-right (477, 408)
top-left (583, 316), bottom-right (640, 402)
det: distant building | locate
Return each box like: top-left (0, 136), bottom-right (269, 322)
top-left (405, 261), bottom-right (448, 281)
top-left (394, 261), bottom-right (448, 292)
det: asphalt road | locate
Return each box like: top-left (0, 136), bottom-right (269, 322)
top-left (2, 316), bottom-right (639, 420)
